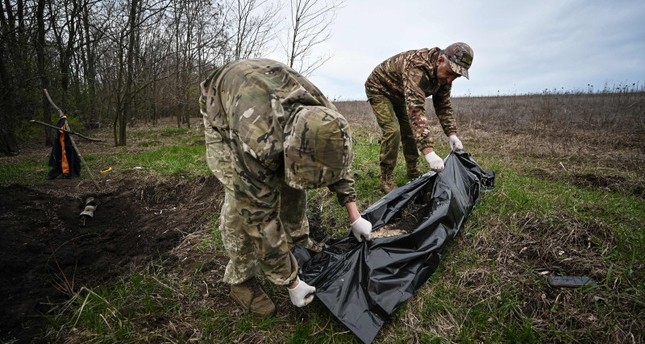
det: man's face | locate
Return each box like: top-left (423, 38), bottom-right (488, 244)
top-left (436, 55), bottom-right (461, 85)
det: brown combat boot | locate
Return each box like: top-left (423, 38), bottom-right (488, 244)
top-left (380, 167), bottom-right (397, 193)
top-left (230, 278), bottom-right (276, 317)
top-left (406, 162), bottom-right (420, 180)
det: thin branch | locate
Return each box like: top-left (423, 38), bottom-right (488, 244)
top-left (44, 88), bottom-right (65, 117)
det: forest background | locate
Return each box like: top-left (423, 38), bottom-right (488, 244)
top-left (1, 0), bottom-right (344, 155)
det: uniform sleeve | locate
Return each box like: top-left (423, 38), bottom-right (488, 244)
top-left (402, 60), bottom-right (434, 152)
top-left (432, 84), bottom-right (458, 136)
top-left (327, 177), bottom-right (357, 206)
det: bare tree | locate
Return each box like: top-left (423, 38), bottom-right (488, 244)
top-left (284, 0), bottom-right (342, 75)
top-left (170, 0), bottom-right (215, 128)
top-left (225, 0), bottom-right (279, 60)
top-left (0, 0), bottom-right (273, 153)
top-left (36, 0), bottom-right (53, 144)
top-left (194, 1), bottom-right (228, 74)
top-left (47, 0), bottom-right (83, 109)
top-left (107, 0), bottom-right (172, 145)
top-left (77, 0), bottom-right (109, 128)
top-left (0, 0), bottom-right (31, 155)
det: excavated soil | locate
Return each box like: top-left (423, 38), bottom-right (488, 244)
top-left (0, 175), bottom-right (224, 343)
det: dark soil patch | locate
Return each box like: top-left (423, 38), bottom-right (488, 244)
top-left (570, 173), bottom-right (645, 199)
top-left (371, 191), bottom-right (431, 238)
top-left (0, 175), bottom-right (223, 343)
top-left (529, 168), bottom-right (644, 199)
top-left (512, 211), bottom-right (612, 279)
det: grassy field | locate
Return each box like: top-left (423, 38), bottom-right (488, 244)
top-left (1, 92), bottom-right (644, 343)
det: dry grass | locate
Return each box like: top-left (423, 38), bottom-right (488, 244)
top-left (334, 92), bottom-right (644, 343)
top-left (337, 92), bottom-right (645, 198)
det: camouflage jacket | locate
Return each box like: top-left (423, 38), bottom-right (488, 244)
top-left (200, 58), bottom-right (357, 205)
top-left (365, 47), bottom-right (457, 151)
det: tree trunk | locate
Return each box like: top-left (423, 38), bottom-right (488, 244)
top-left (81, 1), bottom-right (98, 127)
top-left (0, 0), bottom-right (23, 155)
top-left (0, 53), bottom-right (19, 156)
top-left (37, 0), bottom-right (53, 145)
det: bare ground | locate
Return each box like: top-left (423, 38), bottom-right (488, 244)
top-left (0, 174), bottom-right (224, 343)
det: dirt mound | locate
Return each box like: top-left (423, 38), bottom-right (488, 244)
top-left (0, 175), bottom-right (223, 343)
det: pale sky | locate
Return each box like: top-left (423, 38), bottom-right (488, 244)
top-left (274, 0), bottom-right (645, 100)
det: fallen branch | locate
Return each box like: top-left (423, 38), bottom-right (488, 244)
top-left (29, 120), bottom-right (103, 142)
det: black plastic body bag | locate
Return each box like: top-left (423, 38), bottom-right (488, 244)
top-left (294, 152), bottom-right (495, 344)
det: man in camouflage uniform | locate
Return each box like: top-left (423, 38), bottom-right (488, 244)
top-left (365, 42), bottom-right (473, 193)
top-left (199, 58), bottom-right (373, 317)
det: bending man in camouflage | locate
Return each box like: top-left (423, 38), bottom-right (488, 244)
top-left (365, 42), bottom-right (473, 193)
top-left (199, 58), bottom-right (373, 317)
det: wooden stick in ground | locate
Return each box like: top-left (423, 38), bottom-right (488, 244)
top-left (43, 89), bottom-right (101, 193)
top-left (64, 120), bottom-right (101, 192)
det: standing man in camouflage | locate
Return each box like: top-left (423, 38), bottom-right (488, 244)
top-left (365, 42), bottom-right (473, 193)
top-left (199, 58), bottom-right (373, 317)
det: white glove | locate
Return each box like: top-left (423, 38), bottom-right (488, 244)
top-left (351, 217), bottom-right (372, 242)
top-left (449, 134), bottom-right (463, 151)
top-left (288, 276), bottom-right (316, 307)
top-left (425, 151), bottom-right (445, 172)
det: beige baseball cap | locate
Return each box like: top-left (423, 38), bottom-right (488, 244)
top-left (444, 42), bottom-right (474, 79)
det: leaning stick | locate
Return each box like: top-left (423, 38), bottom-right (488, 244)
top-left (44, 89), bottom-right (65, 118)
top-left (43, 89), bottom-right (101, 192)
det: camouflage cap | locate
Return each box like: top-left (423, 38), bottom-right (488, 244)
top-left (284, 106), bottom-right (353, 190)
top-left (444, 42), bottom-right (474, 79)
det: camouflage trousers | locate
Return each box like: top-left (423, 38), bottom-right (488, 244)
top-left (204, 120), bottom-right (309, 286)
top-left (366, 93), bottom-right (419, 171)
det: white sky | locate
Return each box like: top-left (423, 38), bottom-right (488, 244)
top-left (272, 0), bottom-right (645, 100)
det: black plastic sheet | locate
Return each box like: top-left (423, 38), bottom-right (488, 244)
top-left (294, 152), bottom-right (495, 344)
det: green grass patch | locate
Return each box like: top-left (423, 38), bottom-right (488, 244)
top-left (5, 113), bottom-right (644, 343)
top-left (125, 145), bottom-right (208, 176)
top-left (0, 160), bottom-right (48, 185)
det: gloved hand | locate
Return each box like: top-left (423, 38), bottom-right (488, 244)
top-left (350, 217), bottom-right (372, 242)
top-left (425, 151), bottom-right (444, 172)
top-left (449, 134), bottom-right (463, 151)
top-left (288, 276), bottom-right (316, 307)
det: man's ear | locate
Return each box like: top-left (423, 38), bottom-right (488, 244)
top-left (437, 54), bottom-right (445, 63)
